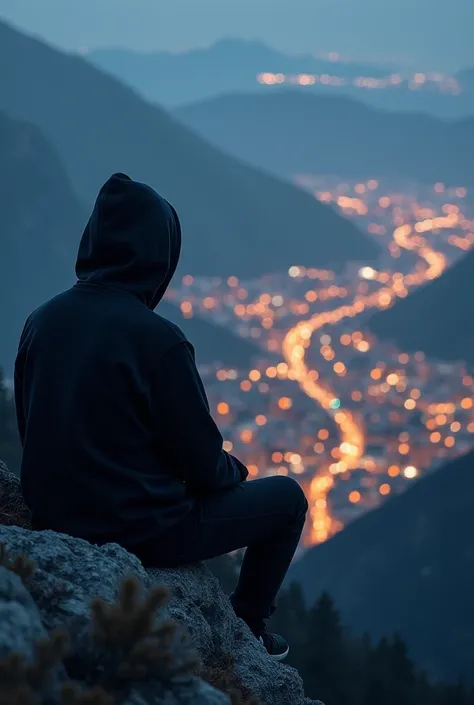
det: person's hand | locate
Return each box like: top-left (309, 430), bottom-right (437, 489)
top-left (239, 466), bottom-right (249, 481)
top-left (233, 456), bottom-right (249, 481)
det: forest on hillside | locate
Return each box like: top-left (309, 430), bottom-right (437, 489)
top-left (210, 554), bottom-right (474, 705)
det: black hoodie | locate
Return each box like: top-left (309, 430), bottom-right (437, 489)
top-left (14, 173), bottom-right (248, 550)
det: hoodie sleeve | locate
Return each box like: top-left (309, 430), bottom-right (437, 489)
top-left (150, 340), bottom-right (249, 493)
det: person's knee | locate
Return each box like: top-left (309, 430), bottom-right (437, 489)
top-left (272, 475), bottom-right (309, 517)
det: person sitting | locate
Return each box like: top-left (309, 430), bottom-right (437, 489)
top-left (14, 173), bottom-right (309, 660)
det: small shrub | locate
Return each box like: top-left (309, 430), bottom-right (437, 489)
top-left (90, 576), bottom-right (198, 689)
top-left (199, 652), bottom-right (260, 704)
top-left (0, 628), bottom-right (112, 705)
top-left (0, 553), bottom-right (258, 704)
top-left (0, 542), bottom-right (35, 584)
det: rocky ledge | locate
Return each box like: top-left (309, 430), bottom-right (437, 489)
top-left (0, 458), bottom-right (322, 705)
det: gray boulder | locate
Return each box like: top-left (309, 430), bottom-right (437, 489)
top-left (0, 460), bottom-right (322, 704)
top-left (0, 457), bottom-right (31, 528)
top-left (0, 565), bottom-right (48, 658)
top-left (0, 566), bottom-right (68, 701)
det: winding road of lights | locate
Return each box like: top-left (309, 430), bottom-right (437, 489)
top-left (282, 219), bottom-right (448, 544)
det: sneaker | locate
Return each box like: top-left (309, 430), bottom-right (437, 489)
top-left (259, 631), bottom-right (290, 661)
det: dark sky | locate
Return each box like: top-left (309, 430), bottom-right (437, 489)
top-left (0, 0), bottom-right (472, 70)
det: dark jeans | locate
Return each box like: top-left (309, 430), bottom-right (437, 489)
top-left (138, 475), bottom-right (308, 636)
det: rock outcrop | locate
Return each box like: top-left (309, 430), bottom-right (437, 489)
top-left (0, 458), bottom-right (32, 529)
top-left (0, 460), bottom-right (321, 705)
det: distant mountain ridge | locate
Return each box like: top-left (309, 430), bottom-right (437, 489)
top-left (0, 20), bottom-right (377, 280)
top-left (88, 38), bottom-right (394, 108)
top-left (368, 248), bottom-right (474, 369)
top-left (288, 449), bottom-right (474, 682)
top-left (176, 91), bottom-right (474, 188)
top-left (88, 39), bottom-right (474, 118)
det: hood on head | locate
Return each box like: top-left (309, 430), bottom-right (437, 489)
top-left (75, 173), bottom-right (181, 310)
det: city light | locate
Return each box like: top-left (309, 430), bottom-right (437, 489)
top-left (169, 175), bottom-right (474, 546)
top-left (359, 266), bottom-right (376, 280)
top-left (256, 71), bottom-right (461, 95)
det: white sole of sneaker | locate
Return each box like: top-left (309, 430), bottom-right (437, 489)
top-left (259, 636), bottom-right (290, 661)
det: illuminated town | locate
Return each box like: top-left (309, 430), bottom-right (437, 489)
top-left (165, 177), bottom-right (474, 547)
top-left (256, 70), bottom-right (461, 94)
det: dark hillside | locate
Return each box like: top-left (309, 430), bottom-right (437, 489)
top-left (176, 91), bottom-right (474, 187)
top-left (0, 111), bottom-right (83, 372)
top-left (368, 249), bottom-right (474, 369)
top-left (288, 449), bottom-right (474, 681)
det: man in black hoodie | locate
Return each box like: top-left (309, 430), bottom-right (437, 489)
top-left (15, 173), bottom-right (308, 661)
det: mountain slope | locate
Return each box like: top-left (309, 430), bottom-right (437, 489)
top-left (288, 449), bottom-right (474, 681)
top-left (0, 111), bottom-right (83, 373)
top-left (176, 91), bottom-right (474, 187)
top-left (0, 21), bottom-right (376, 278)
top-left (368, 249), bottom-right (474, 368)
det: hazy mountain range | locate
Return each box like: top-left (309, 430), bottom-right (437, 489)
top-left (2, 0), bottom-right (473, 70)
top-left (368, 249), bottom-right (474, 369)
top-left (88, 39), bottom-right (474, 118)
top-left (0, 20), bottom-right (376, 282)
top-left (176, 91), bottom-right (474, 188)
top-left (288, 448), bottom-right (474, 682)
top-left (89, 39), bottom-right (391, 107)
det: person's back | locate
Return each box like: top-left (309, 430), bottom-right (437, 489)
top-left (15, 173), bottom-right (244, 550)
top-left (16, 285), bottom-right (192, 546)
top-left (15, 172), bottom-right (309, 662)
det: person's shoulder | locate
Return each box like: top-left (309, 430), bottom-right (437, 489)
top-left (24, 290), bottom-right (69, 326)
top-left (16, 291), bottom-right (72, 350)
top-left (153, 313), bottom-right (189, 345)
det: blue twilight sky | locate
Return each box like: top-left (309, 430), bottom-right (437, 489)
top-left (0, 0), bottom-right (472, 71)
